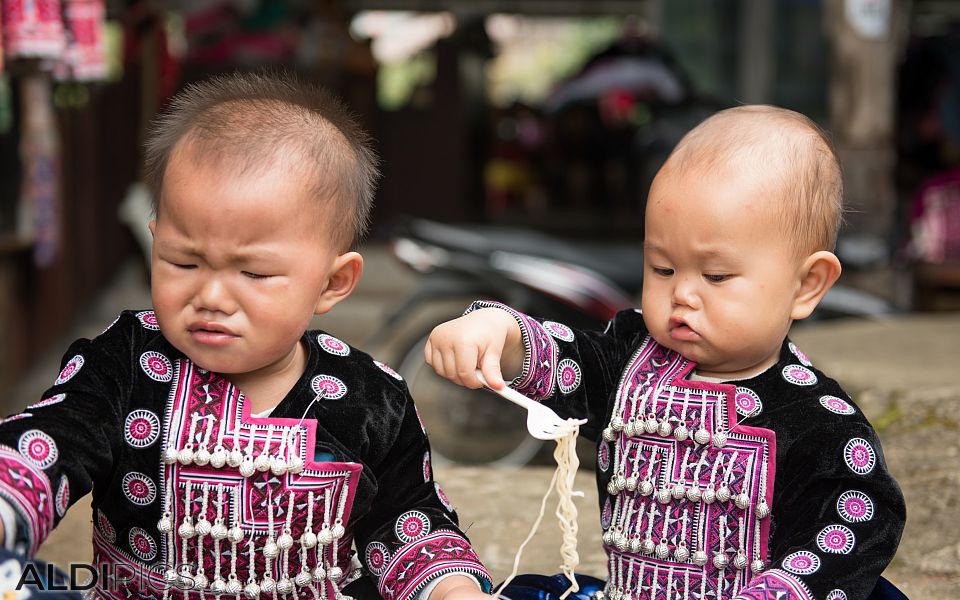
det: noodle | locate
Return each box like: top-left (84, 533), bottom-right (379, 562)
top-left (496, 420), bottom-right (583, 600)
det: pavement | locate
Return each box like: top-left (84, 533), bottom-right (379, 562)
top-left (7, 245), bottom-right (960, 599)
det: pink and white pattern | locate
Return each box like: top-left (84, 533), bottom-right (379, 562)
top-left (27, 393), bottom-right (66, 410)
top-left (97, 510), bottom-right (116, 543)
top-left (817, 525), bottom-right (855, 554)
top-left (435, 482), bottom-right (454, 512)
top-left (843, 438), bottom-right (876, 475)
top-left (139, 351), bottom-right (172, 383)
top-left (601, 498), bottom-right (612, 529)
top-left (395, 510), bottom-right (431, 543)
top-left (826, 589), bottom-right (848, 600)
top-left (128, 527), bottom-right (158, 561)
top-left (781, 365), bottom-right (817, 386)
top-left (365, 542), bottom-right (390, 577)
top-left (782, 551), bottom-right (821, 575)
top-left (135, 310), bottom-right (160, 331)
top-left (788, 342), bottom-right (812, 366)
top-left (543, 321), bottom-right (575, 342)
top-left (0, 413), bottom-right (32, 425)
top-left (837, 490), bottom-right (874, 523)
top-left (423, 452), bottom-right (431, 482)
top-left (597, 442), bottom-right (610, 472)
top-left (819, 395), bottom-right (855, 415)
top-left (734, 387), bottom-right (763, 418)
top-left (124, 409), bottom-right (160, 448)
top-left (55, 355), bottom-right (85, 385)
top-left (374, 360), bottom-right (404, 381)
top-left (318, 333), bottom-right (351, 357)
top-left (121, 472), bottom-right (156, 505)
top-left (55, 474), bottom-right (70, 517)
top-left (311, 374), bottom-right (348, 400)
top-left (18, 430), bottom-right (59, 469)
top-left (557, 358), bottom-right (582, 394)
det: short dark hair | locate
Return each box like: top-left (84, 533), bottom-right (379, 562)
top-left (144, 71), bottom-right (380, 250)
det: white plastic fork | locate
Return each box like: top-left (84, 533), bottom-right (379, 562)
top-left (475, 370), bottom-right (587, 440)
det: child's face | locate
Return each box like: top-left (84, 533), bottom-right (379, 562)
top-left (641, 165), bottom-right (803, 379)
top-left (149, 147), bottom-right (349, 380)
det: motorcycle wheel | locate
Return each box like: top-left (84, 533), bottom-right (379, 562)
top-left (396, 333), bottom-right (544, 467)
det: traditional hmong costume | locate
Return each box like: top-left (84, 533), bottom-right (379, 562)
top-left (468, 302), bottom-right (905, 600)
top-left (0, 310), bottom-right (491, 599)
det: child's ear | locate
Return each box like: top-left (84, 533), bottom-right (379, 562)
top-left (791, 250), bottom-right (842, 320)
top-left (314, 252), bottom-right (364, 315)
top-left (148, 220), bottom-right (156, 237)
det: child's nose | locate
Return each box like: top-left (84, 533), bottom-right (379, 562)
top-left (671, 276), bottom-right (700, 308)
top-left (193, 275), bottom-right (237, 314)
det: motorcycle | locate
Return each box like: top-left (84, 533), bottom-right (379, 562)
top-left (367, 217), bottom-right (896, 467)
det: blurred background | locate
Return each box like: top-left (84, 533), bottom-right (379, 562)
top-left (1, 0), bottom-right (959, 596)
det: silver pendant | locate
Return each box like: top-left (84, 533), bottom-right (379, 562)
top-left (713, 552), bottom-right (729, 570)
top-left (694, 427), bottom-right (710, 445)
top-left (673, 424), bottom-right (689, 441)
top-left (756, 500), bottom-right (770, 519)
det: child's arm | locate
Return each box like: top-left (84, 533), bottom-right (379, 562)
top-left (427, 574), bottom-right (490, 600)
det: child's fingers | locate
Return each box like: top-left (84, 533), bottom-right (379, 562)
top-left (441, 350), bottom-right (460, 386)
top-left (455, 346), bottom-right (483, 389)
top-left (479, 349), bottom-right (505, 390)
top-left (423, 339), bottom-right (434, 366)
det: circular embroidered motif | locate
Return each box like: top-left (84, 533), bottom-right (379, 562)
top-left (374, 360), bottom-right (404, 381)
top-left (18, 430), bottom-right (59, 469)
top-left (27, 393), bottom-right (66, 410)
top-left (843, 438), bottom-right (876, 475)
top-left (837, 490), bottom-right (874, 523)
top-left (422, 452), bottom-right (431, 482)
top-left (435, 482), bottom-right (455, 512)
top-left (365, 542), bottom-right (390, 577)
top-left (395, 511), bottom-right (431, 543)
top-left (125, 410), bottom-right (161, 448)
top-left (543, 321), bottom-right (575, 342)
top-left (781, 365), bottom-right (817, 386)
top-left (128, 527), bottom-right (158, 562)
top-left (55, 355), bottom-right (85, 385)
top-left (311, 375), bottom-right (348, 400)
top-left (55, 475), bottom-right (70, 518)
top-left (557, 359), bottom-right (582, 394)
top-left (817, 525), bottom-right (855, 554)
top-left (136, 311), bottom-right (160, 331)
top-left (788, 342), bottom-right (812, 366)
top-left (122, 472), bottom-right (157, 505)
top-left (139, 352), bottom-right (173, 383)
top-left (318, 334), bottom-right (351, 357)
top-left (98, 511), bottom-right (116, 543)
top-left (597, 442), bottom-right (610, 473)
top-left (826, 590), bottom-right (848, 600)
top-left (734, 387), bottom-right (763, 418)
top-left (782, 550), bottom-right (821, 575)
top-left (819, 395), bottom-right (855, 415)
top-left (601, 498), bottom-right (612, 530)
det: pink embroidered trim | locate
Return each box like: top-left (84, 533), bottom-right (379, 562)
top-left (379, 531), bottom-right (491, 600)
top-left (0, 445), bottom-right (55, 555)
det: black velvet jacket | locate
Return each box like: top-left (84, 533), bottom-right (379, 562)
top-left (468, 302), bottom-right (905, 600)
top-left (0, 310), bottom-right (490, 599)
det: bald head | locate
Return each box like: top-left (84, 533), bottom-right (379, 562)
top-left (655, 105), bottom-right (843, 256)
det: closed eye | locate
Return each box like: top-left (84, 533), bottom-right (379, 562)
top-left (170, 262), bottom-right (197, 270)
top-left (242, 271), bottom-right (271, 280)
top-left (704, 273), bottom-right (731, 283)
top-left (651, 267), bottom-right (674, 277)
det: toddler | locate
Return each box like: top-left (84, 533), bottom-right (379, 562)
top-left (0, 72), bottom-right (492, 600)
top-left (426, 106), bottom-right (905, 600)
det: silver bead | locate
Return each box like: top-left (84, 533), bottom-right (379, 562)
top-left (226, 577), bottom-right (244, 595)
top-left (195, 518), bottom-right (212, 537)
top-left (735, 492), bottom-right (751, 510)
top-left (657, 419), bottom-right (672, 437)
top-left (193, 573), bottom-right (209, 589)
top-left (328, 567), bottom-right (344, 582)
top-left (301, 530), bottom-right (318, 549)
top-left (239, 456), bottom-right (256, 477)
top-left (611, 416), bottom-right (624, 431)
top-left (716, 484), bottom-right (731, 503)
top-left (312, 566), bottom-right (327, 582)
top-left (288, 455), bottom-right (305, 474)
top-left (261, 576), bottom-right (277, 594)
top-left (702, 486), bottom-right (716, 504)
top-left (625, 476), bottom-right (639, 491)
top-left (164, 569), bottom-right (179, 584)
top-left (751, 559), bottom-right (765, 573)
top-left (254, 454), bottom-right (271, 472)
top-left (640, 537), bottom-right (655, 554)
top-left (228, 448), bottom-right (244, 468)
top-left (623, 419), bottom-right (636, 438)
top-left (602, 529), bottom-right (614, 545)
top-left (607, 480), bottom-right (620, 496)
top-left (177, 447), bottom-right (194, 465)
top-left (713, 552), bottom-right (729, 570)
top-left (693, 550), bottom-right (708, 566)
top-left (332, 524), bottom-right (345, 539)
top-left (296, 571), bottom-right (313, 587)
top-left (639, 479), bottom-right (654, 496)
top-left (694, 427), bottom-right (710, 445)
top-left (733, 552), bottom-right (749, 570)
top-left (615, 533), bottom-right (628, 551)
top-left (756, 500), bottom-right (771, 519)
top-left (686, 487), bottom-right (702, 502)
top-left (602, 427), bottom-right (616, 442)
top-left (278, 532), bottom-right (295, 550)
top-left (227, 526), bottom-right (245, 544)
top-left (673, 424), bottom-right (689, 441)
top-left (644, 416), bottom-right (659, 434)
top-left (656, 488), bottom-right (671, 504)
top-left (271, 457), bottom-right (288, 475)
top-left (615, 475), bottom-right (627, 491)
top-left (210, 522), bottom-right (228, 540)
top-left (674, 543), bottom-right (689, 562)
top-left (210, 447), bottom-right (227, 468)
top-left (629, 537), bottom-right (641, 554)
top-left (210, 577), bottom-right (227, 595)
top-left (263, 540), bottom-right (280, 559)
top-left (319, 527), bottom-right (334, 545)
top-left (713, 430), bottom-right (728, 448)
top-left (672, 482), bottom-right (686, 499)
top-left (655, 541), bottom-right (670, 559)
top-left (277, 577), bottom-right (295, 594)
top-left (194, 448), bottom-right (211, 466)
top-left (243, 582), bottom-right (261, 599)
top-left (163, 447), bottom-right (179, 464)
top-left (178, 520), bottom-right (196, 539)
top-left (157, 515), bottom-right (173, 533)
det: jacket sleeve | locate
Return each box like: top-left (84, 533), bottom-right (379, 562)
top-left (464, 301), bottom-right (646, 440)
top-left (352, 374), bottom-right (492, 600)
top-left (0, 313), bottom-right (132, 556)
top-left (736, 421), bottom-right (905, 600)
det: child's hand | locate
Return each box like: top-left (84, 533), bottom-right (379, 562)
top-left (424, 308), bottom-right (523, 390)
top-left (427, 575), bottom-right (493, 600)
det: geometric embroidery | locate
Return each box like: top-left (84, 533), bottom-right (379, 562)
top-left (781, 365), bottom-right (817, 386)
top-left (139, 351), bottom-right (172, 383)
top-left (136, 310), bottom-right (160, 331)
top-left (782, 551), bottom-right (821, 575)
top-left (737, 569), bottom-right (814, 600)
top-left (734, 387), bottom-right (763, 418)
top-left (423, 452), bottom-right (431, 482)
top-left (543, 321), bottom-right (575, 342)
top-left (557, 359), bottom-right (581, 395)
top-left (819, 395), bottom-right (855, 415)
top-left (826, 590), bottom-right (848, 600)
top-left (97, 510), bottom-right (116, 543)
top-left (18, 430), bottom-right (59, 469)
top-left (128, 527), bottom-right (158, 561)
top-left (836, 490), bottom-right (874, 523)
top-left (26, 393), bottom-right (66, 410)
top-left (55, 475), bottom-right (70, 517)
top-left (788, 342), bottom-right (812, 366)
top-left (55, 355), bottom-right (84, 385)
top-left (817, 524), bottom-right (855, 554)
top-left (374, 360), bottom-right (403, 381)
top-left (318, 333), bottom-right (351, 357)
top-left (311, 374), bottom-right (348, 400)
top-left (121, 472), bottom-right (156, 505)
top-left (365, 542), bottom-right (390, 577)
top-left (124, 410), bottom-right (160, 448)
top-left (435, 482), bottom-right (454, 512)
top-left (843, 438), bottom-right (876, 475)
top-left (379, 532), bottom-right (490, 600)
top-left (395, 511), bottom-right (430, 543)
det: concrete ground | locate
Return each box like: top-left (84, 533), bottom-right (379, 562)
top-left (7, 245), bottom-right (959, 599)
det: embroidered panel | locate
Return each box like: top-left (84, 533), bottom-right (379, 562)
top-left (378, 531), bottom-right (491, 600)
